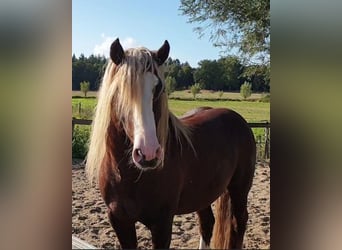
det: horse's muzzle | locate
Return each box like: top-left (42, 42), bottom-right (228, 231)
top-left (139, 158), bottom-right (160, 169)
top-left (133, 148), bottom-right (161, 170)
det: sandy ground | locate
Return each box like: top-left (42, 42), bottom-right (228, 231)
top-left (72, 161), bottom-right (270, 249)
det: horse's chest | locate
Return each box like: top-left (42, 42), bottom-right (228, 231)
top-left (107, 195), bottom-right (139, 219)
top-left (110, 185), bottom-right (171, 221)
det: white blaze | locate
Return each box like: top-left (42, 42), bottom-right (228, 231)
top-left (132, 72), bottom-right (162, 164)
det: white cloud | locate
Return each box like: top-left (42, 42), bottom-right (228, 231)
top-left (93, 36), bottom-right (114, 56)
top-left (122, 37), bottom-right (138, 49)
top-left (93, 35), bottom-right (138, 56)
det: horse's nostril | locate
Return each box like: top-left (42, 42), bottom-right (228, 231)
top-left (133, 148), bottom-right (146, 166)
top-left (134, 148), bottom-right (145, 158)
top-left (137, 149), bottom-right (143, 157)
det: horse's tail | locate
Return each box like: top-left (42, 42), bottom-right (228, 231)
top-left (211, 190), bottom-right (232, 249)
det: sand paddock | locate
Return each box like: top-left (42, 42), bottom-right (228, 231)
top-left (72, 162), bottom-right (270, 249)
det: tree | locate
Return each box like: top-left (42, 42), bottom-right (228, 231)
top-left (80, 81), bottom-right (90, 97)
top-left (190, 83), bottom-right (201, 99)
top-left (242, 63), bottom-right (270, 92)
top-left (218, 56), bottom-right (244, 91)
top-left (165, 76), bottom-right (177, 96)
top-left (240, 82), bottom-right (252, 100)
top-left (194, 60), bottom-right (224, 90)
top-left (165, 57), bottom-right (194, 90)
top-left (176, 62), bottom-right (195, 89)
top-left (179, 0), bottom-right (270, 63)
top-left (72, 54), bottom-right (107, 91)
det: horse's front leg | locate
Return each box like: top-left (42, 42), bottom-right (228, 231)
top-left (149, 214), bottom-right (174, 249)
top-left (107, 209), bottom-right (137, 249)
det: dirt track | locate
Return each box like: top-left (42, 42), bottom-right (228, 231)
top-left (72, 162), bottom-right (270, 249)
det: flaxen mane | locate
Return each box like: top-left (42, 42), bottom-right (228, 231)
top-left (86, 47), bottom-right (192, 183)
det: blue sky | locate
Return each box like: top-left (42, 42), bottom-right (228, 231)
top-left (72, 0), bottom-right (231, 67)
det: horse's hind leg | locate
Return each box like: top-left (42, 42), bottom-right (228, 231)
top-left (197, 206), bottom-right (215, 249)
top-left (228, 162), bottom-right (255, 248)
top-left (228, 192), bottom-right (248, 248)
top-left (107, 209), bottom-right (137, 249)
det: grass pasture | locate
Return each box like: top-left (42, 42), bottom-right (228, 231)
top-left (72, 90), bottom-right (268, 101)
top-left (169, 89), bottom-right (265, 101)
top-left (72, 96), bottom-right (270, 122)
top-left (168, 99), bottom-right (269, 122)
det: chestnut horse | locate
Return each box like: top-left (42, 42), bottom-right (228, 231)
top-left (86, 38), bottom-right (256, 249)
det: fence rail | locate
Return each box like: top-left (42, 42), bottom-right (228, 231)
top-left (72, 236), bottom-right (97, 249)
top-left (72, 118), bottom-right (270, 160)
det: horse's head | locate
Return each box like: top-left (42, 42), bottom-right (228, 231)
top-left (110, 38), bottom-right (170, 171)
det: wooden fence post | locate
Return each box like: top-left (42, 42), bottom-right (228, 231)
top-left (78, 102), bottom-right (81, 115)
top-left (264, 127), bottom-right (270, 159)
top-left (72, 118), bottom-right (75, 136)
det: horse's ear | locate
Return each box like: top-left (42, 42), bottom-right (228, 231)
top-left (155, 40), bottom-right (170, 65)
top-left (110, 38), bottom-right (125, 65)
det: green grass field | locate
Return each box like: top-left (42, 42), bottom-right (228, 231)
top-left (72, 89), bottom-right (267, 101)
top-left (169, 89), bottom-right (265, 100)
top-left (168, 99), bottom-right (269, 122)
top-left (72, 97), bottom-right (270, 122)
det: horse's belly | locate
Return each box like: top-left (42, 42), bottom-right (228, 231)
top-left (175, 160), bottom-right (235, 214)
top-left (175, 180), bottom-right (228, 214)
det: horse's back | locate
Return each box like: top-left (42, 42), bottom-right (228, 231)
top-left (181, 107), bottom-right (252, 136)
top-left (179, 106), bottom-right (212, 119)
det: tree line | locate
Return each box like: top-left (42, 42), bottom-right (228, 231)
top-left (72, 54), bottom-right (269, 92)
top-left (72, 54), bottom-right (107, 91)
